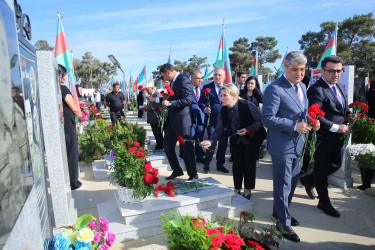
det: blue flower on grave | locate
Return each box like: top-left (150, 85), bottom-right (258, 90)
top-left (49, 234), bottom-right (71, 250)
top-left (73, 241), bottom-right (91, 250)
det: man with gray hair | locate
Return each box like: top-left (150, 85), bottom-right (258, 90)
top-left (191, 71), bottom-right (205, 163)
top-left (262, 51), bottom-right (320, 242)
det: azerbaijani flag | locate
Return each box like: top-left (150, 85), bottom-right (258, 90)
top-left (203, 68), bottom-right (214, 81)
top-left (215, 34), bottom-right (232, 84)
top-left (249, 58), bottom-right (256, 76)
top-left (316, 29), bottom-right (337, 69)
top-left (138, 65), bottom-right (146, 85)
top-left (132, 75), bottom-right (139, 93)
top-left (277, 49), bottom-right (288, 78)
top-left (55, 14), bottom-right (80, 115)
top-left (167, 54), bottom-right (171, 64)
top-left (204, 65), bottom-right (208, 77)
top-left (100, 80), bottom-right (113, 92)
top-left (129, 74), bottom-right (133, 96)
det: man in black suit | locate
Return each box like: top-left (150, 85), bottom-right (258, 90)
top-left (302, 56), bottom-right (353, 218)
top-left (159, 64), bottom-right (198, 180)
top-left (137, 90), bottom-right (144, 118)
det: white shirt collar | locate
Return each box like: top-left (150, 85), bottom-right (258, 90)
top-left (172, 72), bottom-right (179, 83)
top-left (283, 73), bottom-right (300, 88)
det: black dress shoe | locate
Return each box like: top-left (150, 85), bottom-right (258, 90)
top-left (203, 166), bottom-right (210, 174)
top-left (187, 174), bottom-right (199, 180)
top-left (217, 166), bottom-right (229, 173)
top-left (165, 172), bottom-right (184, 180)
top-left (304, 185), bottom-right (316, 199)
top-left (196, 158), bottom-right (205, 164)
top-left (280, 226), bottom-right (300, 242)
top-left (317, 202), bottom-right (340, 217)
top-left (243, 193), bottom-right (251, 200)
top-left (291, 217), bottom-right (299, 227)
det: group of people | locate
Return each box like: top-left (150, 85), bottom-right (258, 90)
top-left (141, 51), bottom-right (360, 243)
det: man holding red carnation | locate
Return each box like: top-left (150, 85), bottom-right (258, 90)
top-left (159, 64), bottom-right (198, 180)
top-left (301, 56), bottom-right (354, 218)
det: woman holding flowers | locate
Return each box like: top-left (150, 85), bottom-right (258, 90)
top-left (200, 84), bottom-right (266, 199)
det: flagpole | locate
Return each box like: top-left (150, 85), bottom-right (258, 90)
top-left (335, 22), bottom-right (338, 55)
top-left (222, 18), bottom-right (225, 67)
top-left (170, 46), bottom-right (172, 63)
top-left (255, 47), bottom-right (258, 75)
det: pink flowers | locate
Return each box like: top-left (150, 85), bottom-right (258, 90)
top-left (106, 232), bottom-right (116, 247)
top-left (93, 232), bottom-right (101, 243)
top-left (100, 217), bottom-right (109, 232)
top-left (82, 109), bottom-right (89, 115)
top-left (87, 221), bottom-right (98, 229)
top-left (79, 115), bottom-right (88, 122)
top-left (79, 101), bottom-right (85, 108)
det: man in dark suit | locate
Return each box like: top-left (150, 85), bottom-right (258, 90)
top-left (159, 64), bottom-right (198, 180)
top-left (137, 90), bottom-right (144, 118)
top-left (262, 51), bottom-right (319, 242)
top-left (191, 71), bottom-right (205, 163)
top-left (198, 67), bottom-right (229, 174)
top-left (301, 56), bottom-right (352, 218)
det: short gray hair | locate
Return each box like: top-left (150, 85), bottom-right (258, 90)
top-left (284, 51), bottom-right (307, 67)
top-left (191, 71), bottom-right (202, 79)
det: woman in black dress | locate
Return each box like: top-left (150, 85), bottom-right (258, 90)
top-left (200, 84), bottom-right (266, 199)
top-left (59, 64), bottom-right (83, 190)
top-left (240, 76), bottom-right (263, 107)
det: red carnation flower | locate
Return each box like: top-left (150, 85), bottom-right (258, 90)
top-left (152, 168), bottom-right (159, 175)
top-left (319, 110), bottom-right (325, 117)
top-left (158, 184), bottom-right (164, 191)
top-left (142, 88), bottom-right (146, 91)
top-left (132, 141), bottom-right (140, 147)
top-left (128, 148), bottom-right (137, 154)
top-left (192, 218), bottom-right (206, 229)
top-left (310, 117), bottom-right (317, 126)
top-left (206, 229), bottom-right (226, 247)
top-left (98, 115), bottom-right (103, 119)
top-left (123, 141), bottom-right (130, 146)
top-left (308, 111), bottom-right (316, 118)
top-left (202, 88), bottom-right (211, 94)
top-left (170, 193), bottom-right (176, 197)
top-left (157, 107), bottom-right (162, 112)
top-left (138, 85), bottom-right (143, 90)
top-left (144, 174), bottom-right (153, 184)
top-left (154, 192), bottom-right (159, 197)
top-left (224, 234), bottom-right (245, 249)
top-left (144, 163), bottom-right (152, 173)
top-left (151, 175), bottom-right (159, 184)
top-left (247, 129), bottom-right (253, 134)
top-left (136, 151), bottom-right (143, 158)
top-left (177, 136), bottom-right (186, 145)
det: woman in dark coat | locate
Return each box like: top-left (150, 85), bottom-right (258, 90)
top-left (201, 84), bottom-right (266, 199)
top-left (367, 82), bottom-right (375, 118)
top-left (59, 64), bottom-right (83, 190)
top-left (240, 76), bottom-right (263, 107)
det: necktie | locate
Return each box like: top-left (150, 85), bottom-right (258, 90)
top-left (332, 85), bottom-right (344, 109)
top-left (294, 84), bottom-right (303, 104)
top-left (196, 88), bottom-right (200, 100)
top-left (218, 85), bottom-right (222, 102)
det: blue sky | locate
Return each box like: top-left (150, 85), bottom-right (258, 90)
top-left (20, 0), bottom-right (375, 83)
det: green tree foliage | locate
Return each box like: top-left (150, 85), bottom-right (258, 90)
top-left (299, 13), bottom-right (375, 79)
top-left (34, 40), bottom-right (54, 51)
top-left (74, 52), bottom-right (117, 88)
top-left (249, 36), bottom-right (281, 74)
top-left (229, 37), bottom-right (252, 74)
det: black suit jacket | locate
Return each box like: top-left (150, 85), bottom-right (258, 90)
top-left (168, 73), bottom-right (193, 129)
top-left (307, 78), bottom-right (351, 148)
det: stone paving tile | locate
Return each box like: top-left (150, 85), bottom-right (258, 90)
top-left (78, 112), bottom-right (375, 249)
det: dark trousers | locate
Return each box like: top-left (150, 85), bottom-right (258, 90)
top-left (110, 110), bottom-right (125, 124)
top-left (272, 155), bottom-right (300, 227)
top-left (191, 122), bottom-right (205, 160)
top-left (231, 143), bottom-right (258, 190)
top-left (96, 102), bottom-right (101, 112)
top-left (150, 122), bottom-right (164, 149)
top-left (163, 126), bottom-right (197, 177)
top-left (64, 122), bottom-right (82, 190)
top-left (313, 145), bottom-right (342, 203)
top-left (204, 125), bottom-right (228, 167)
top-left (138, 109), bottom-right (144, 118)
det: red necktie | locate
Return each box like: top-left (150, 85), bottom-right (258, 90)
top-left (196, 88), bottom-right (200, 100)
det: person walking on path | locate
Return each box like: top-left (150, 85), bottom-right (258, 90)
top-left (105, 82), bottom-right (126, 124)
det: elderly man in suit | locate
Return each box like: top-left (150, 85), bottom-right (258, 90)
top-left (198, 67), bottom-right (229, 174)
top-left (191, 71), bottom-right (205, 163)
top-left (301, 56), bottom-right (352, 218)
top-left (262, 51), bottom-right (320, 242)
top-left (144, 82), bottom-right (164, 151)
top-left (159, 64), bottom-right (198, 180)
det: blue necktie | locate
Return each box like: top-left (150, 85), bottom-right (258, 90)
top-left (332, 85), bottom-right (344, 109)
top-left (294, 84), bottom-right (302, 104)
top-left (217, 85), bottom-right (222, 102)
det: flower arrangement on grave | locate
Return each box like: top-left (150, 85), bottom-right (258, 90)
top-left (78, 101), bottom-right (89, 124)
top-left (352, 114), bottom-right (375, 145)
top-left (299, 103), bottom-right (325, 164)
top-left (342, 102), bottom-right (369, 149)
top-left (156, 84), bottom-right (175, 131)
top-left (348, 144), bottom-right (375, 170)
top-left (202, 88), bottom-right (212, 125)
top-left (110, 140), bottom-right (159, 199)
top-left (48, 214), bottom-right (115, 250)
top-left (160, 210), bottom-right (278, 250)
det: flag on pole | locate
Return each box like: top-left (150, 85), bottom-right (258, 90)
top-left (204, 65), bottom-right (208, 77)
top-left (203, 68), bottom-right (214, 81)
top-left (100, 80), bottom-right (113, 92)
top-left (215, 34), bottom-right (232, 84)
top-left (167, 54), bottom-right (171, 64)
top-left (55, 13), bottom-right (80, 115)
top-left (138, 65), bottom-right (146, 85)
top-left (316, 29), bottom-right (337, 69)
top-left (249, 58), bottom-right (256, 76)
top-left (132, 75), bottom-right (139, 93)
top-left (129, 74), bottom-right (133, 96)
top-left (277, 49), bottom-right (288, 78)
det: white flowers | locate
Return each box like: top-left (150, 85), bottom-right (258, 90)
top-left (77, 228), bottom-right (94, 243)
top-left (348, 144), bottom-right (375, 160)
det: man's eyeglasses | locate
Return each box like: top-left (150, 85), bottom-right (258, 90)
top-left (323, 69), bottom-right (343, 75)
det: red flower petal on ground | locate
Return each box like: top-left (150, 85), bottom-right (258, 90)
top-left (158, 184), bottom-right (164, 191)
top-left (144, 174), bottom-right (153, 184)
